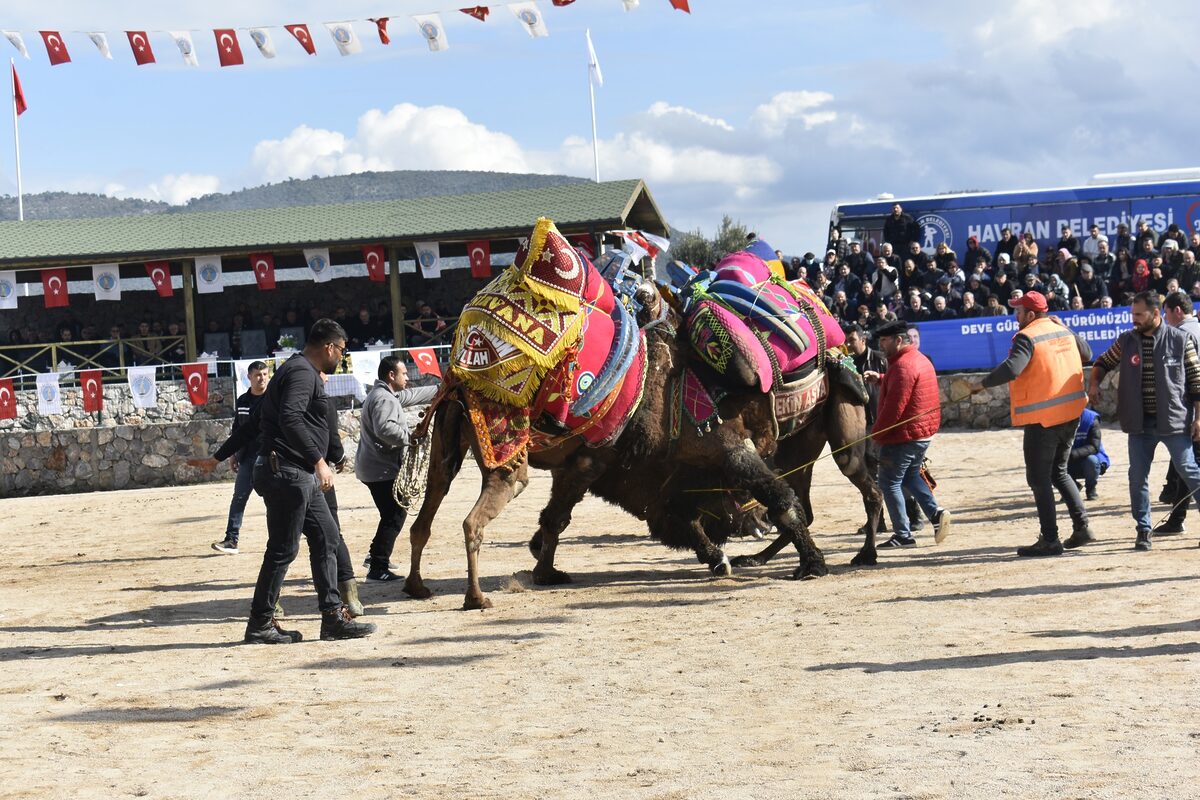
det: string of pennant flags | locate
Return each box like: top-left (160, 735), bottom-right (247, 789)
top-left (0, 229), bottom-right (666, 311)
top-left (0, 0), bottom-right (689, 68)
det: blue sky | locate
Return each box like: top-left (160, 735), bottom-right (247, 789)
top-left (0, 0), bottom-right (1196, 253)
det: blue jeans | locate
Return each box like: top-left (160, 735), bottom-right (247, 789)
top-left (224, 457), bottom-right (256, 541)
top-left (1127, 427), bottom-right (1200, 534)
top-left (878, 440), bottom-right (940, 540)
top-left (1067, 455), bottom-right (1104, 493)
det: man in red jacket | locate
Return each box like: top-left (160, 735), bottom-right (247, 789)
top-left (869, 319), bottom-right (952, 547)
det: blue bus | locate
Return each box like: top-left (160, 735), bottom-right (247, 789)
top-left (831, 169), bottom-right (1200, 256)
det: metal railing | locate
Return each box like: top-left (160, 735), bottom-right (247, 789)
top-left (0, 335), bottom-right (187, 380)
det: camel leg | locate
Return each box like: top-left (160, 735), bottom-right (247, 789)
top-left (462, 461), bottom-right (528, 611)
top-left (404, 400), bottom-right (467, 600)
top-left (529, 454), bottom-right (608, 586)
top-left (825, 398), bottom-right (885, 567)
top-left (663, 491), bottom-right (733, 576)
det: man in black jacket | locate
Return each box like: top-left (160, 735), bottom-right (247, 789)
top-left (883, 203), bottom-right (919, 251)
top-left (244, 319), bottom-right (375, 644)
top-left (211, 361), bottom-right (268, 555)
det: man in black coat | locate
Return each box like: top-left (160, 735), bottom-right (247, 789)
top-left (883, 203), bottom-right (920, 251)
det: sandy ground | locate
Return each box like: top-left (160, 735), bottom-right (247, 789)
top-left (1, 427), bottom-right (1198, 799)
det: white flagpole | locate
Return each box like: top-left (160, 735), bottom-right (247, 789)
top-left (10, 58), bottom-right (22, 221)
top-left (587, 32), bottom-right (599, 183)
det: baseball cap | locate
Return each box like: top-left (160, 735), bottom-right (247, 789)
top-left (1010, 290), bottom-right (1048, 313)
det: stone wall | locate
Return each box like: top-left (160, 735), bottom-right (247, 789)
top-left (938, 367), bottom-right (1116, 429)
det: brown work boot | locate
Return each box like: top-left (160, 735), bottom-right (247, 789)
top-left (319, 606), bottom-right (377, 641)
top-left (1063, 526), bottom-right (1096, 549)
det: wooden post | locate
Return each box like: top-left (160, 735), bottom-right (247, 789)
top-left (388, 246), bottom-right (404, 347)
top-left (181, 259), bottom-right (197, 362)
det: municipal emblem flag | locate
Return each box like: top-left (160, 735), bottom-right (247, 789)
top-left (194, 256), bottom-right (224, 294)
top-left (126, 31), bottom-right (155, 65)
top-left (325, 22), bottom-right (363, 56)
top-left (39, 31), bottom-right (70, 65)
top-left (168, 31), bottom-right (198, 66)
top-left (413, 14), bottom-right (449, 52)
top-left (145, 261), bottom-right (173, 297)
top-left (303, 248), bottom-right (333, 283)
top-left (410, 347), bottom-right (442, 378)
top-left (508, 2), bottom-right (549, 38)
top-left (3, 31), bottom-right (30, 59)
top-left (586, 29), bottom-right (602, 86)
top-left (622, 0), bottom-right (639, 9)
top-left (214, 28), bottom-right (244, 66)
top-left (350, 350), bottom-right (383, 392)
top-left (468, 240), bottom-right (492, 278)
top-left (36, 372), bottom-right (62, 415)
top-left (0, 270), bottom-right (17, 309)
top-left (80, 369), bottom-right (103, 413)
top-left (181, 363), bottom-right (209, 406)
top-left (285, 24), bottom-right (317, 55)
top-left (92, 264), bottom-right (121, 301)
top-left (0, 377), bottom-right (16, 419)
top-left (41, 268), bottom-right (69, 308)
top-left (363, 245), bottom-right (387, 282)
top-left (371, 18), bottom-right (391, 44)
top-left (88, 32), bottom-right (112, 60)
top-left (248, 28), bottom-right (276, 58)
top-left (127, 365), bottom-right (157, 409)
top-left (250, 252), bottom-right (276, 290)
top-left (415, 242), bottom-right (442, 279)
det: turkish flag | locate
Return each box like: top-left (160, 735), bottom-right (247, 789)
top-left (467, 240), bottom-right (492, 279)
top-left (181, 363), bottom-right (209, 406)
top-left (250, 252), bottom-right (276, 290)
top-left (551, 0), bottom-right (576, 5)
top-left (80, 369), bottom-right (104, 413)
top-left (145, 261), bottom-right (173, 297)
top-left (669, 0), bottom-right (691, 11)
top-left (461, 7), bottom-right (490, 21)
top-left (42, 268), bottom-right (68, 308)
top-left (410, 347), bottom-right (442, 378)
top-left (126, 31), bottom-right (155, 65)
top-left (363, 245), bottom-right (387, 282)
top-left (39, 31), bottom-right (70, 65)
top-left (214, 29), bottom-right (244, 66)
top-left (0, 378), bottom-right (16, 420)
top-left (285, 24), bottom-right (317, 55)
top-left (568, 234), bottom-right (595, 261)
top-left (12, 65), bottom-right (26, 116)
top-left (372, 18), bottom-right (391, 44)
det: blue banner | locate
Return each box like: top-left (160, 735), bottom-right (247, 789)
top-left (914, 306), bottom-right (1140, 372)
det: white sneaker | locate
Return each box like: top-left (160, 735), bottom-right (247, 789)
top-left (211, 538), bottom-right (239, 555)
top-left (933, 509), bottom-right (952, 544)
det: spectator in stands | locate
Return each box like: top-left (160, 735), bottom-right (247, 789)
top-left (410, 302), bottom-right (447, 346)
top-left (165, 322), bottom-right (186, 363)
top-left (907, 241), bottom-right (929, 272)
top-left (1135, 221), bottom-right (1157, 254)
top-left (1069, 296), bottom-right (1085, 310)
top-left (830, 290), bottom-right (852, 323)
top-left (826, 227), bottom-right (849, 261)
top-left (933, 242), bottom-right (957, 272)
top-left (1190, 232), bottom-right (1200, 261)
top-left (132, 320), bottom-right (162, 364)
top-left (846, 241), bottom-right (871, 276)
top-left (373, 300), bottom-right (393, 342)
top-left (1161, 238), bottom-right (1183, 272)
top-left (1191, 282), bottom-right (1200, 302)
top-left (1132, 258), bottom-right (1151, 292)
top-left (944, 261), bottom-right (966, 290)
top-left (883, 204), bottom-right (919, 252)
top-left (994, 252), bottom-right (1016, 280)
top-left (899, 258), bottom-right (924, 295)
top-left (1014, 231), bottom-right (1039, 264)
top-left (995, 227), bottom-right (1018, 262)
top-left (796, 252), bottom-right (820, 283)
top-left (859, 280), bottom-right (878, 310)
top-left (1082, 224), bottom-right (1108, 262)
top-left (260, 313), bottom-right (279, 351)
top-left (874, 303), bottom-right (898, 328)
top-left (1112, 248), bottom-right (1134, 295)
top-left (785, 256), bottom-right (803, 281)
top-left (1092, 240), bottom-right (1116, 287)
top-left (962, 236), bottom-right (991, 270)
top-left (984, 294), bottom-right (1007, 316)
top-left (1114, 223), bottom-right (1132, 256)
top-left (1056, 225), bottom-right (1080, 258)
top-left (928, 295), bottom-right (956, 321)
top-left (1178, 250), bottom-right (1200, 293)
top-left (230, 313), bottom-right (246, 359)
top-left (1022, 272), bottom-right (1046, 295)
top-left (903, 293), bottom-right (929, 322)
top-left (873, 257), bottom-right (900, 302)
top-left (821, 250), bottom-right (840, 279)
top-left (935, 275), bottom-right (962, 308)
top-left (832, 262), bottom-right (862, 303)
top-left (346, 307), bottom-right (375, 350)
top-left (964, 275), bottom-right (989, 306)
top-left (878, 242), bottom-right (901, 269)
top-left (1160, 222), bottom-right (1188, 251)
top-left (960, 292), bottom-right (984, 318)
top-left (1074, 263), bottom-right (1106, 307)
top-left (992, 269), bottom-right (1014, 297)
top-left (811, 272), bottom-right (833, 307)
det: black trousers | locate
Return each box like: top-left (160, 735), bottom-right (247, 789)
top-left (1024, 420), bottom-right (1087, 540)
top-left (322, 485), bottom-right (354, 584)
top-left (250, 459), bottom-right (341, 619)
top-left (366, 480), bottom-right (408, 568)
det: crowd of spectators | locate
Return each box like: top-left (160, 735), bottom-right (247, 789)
top-left (782, 203), bottom-right (1200, 338)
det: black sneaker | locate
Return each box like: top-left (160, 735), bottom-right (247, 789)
top-left (1062, 527), bottom-right (1095, 549)
top-left (1017, 537), bottom-right (1064, 557)
top-left (244, 618), bottom-right (302, 645)
top-left (366, 568), bottom-right (403, 583)
top-left (320, 606), bottom-right (377, 640)
top-left (1135, 531), bottom-right (1152, 551)
top-left (932, 508), bottom-right (952, 544)
top-left (909, 517), bottom-right (925, 532)
top-left (878, 535), bottom-right (916, 549)
top-left (1085, 488), bottom-right (1098, 501)
top-left (1152, 520), bottom-right (1185, 535)
top-left (362, 556), bottom-right (401, 571)
top-left (211, 537), bottom-right (239, 555)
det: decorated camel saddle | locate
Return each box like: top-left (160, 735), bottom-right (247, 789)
top-left (450, 218), bottom-right (648, 469)
top-left (671, 242), bottom-right (863, 440)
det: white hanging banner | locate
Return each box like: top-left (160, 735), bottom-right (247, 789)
top-left (168, 31), bottom-right (199, 66)
top-left (325, 21), bottom-right (363, 56)
top-left (36, 372), bottom-right (62, 415)
top-left (509, 2), bottom-right (550, 38)
top-left (304, 247), bottom-right (333, 283)
top-left (87, 32), bottom-right (113, 60)
top-left (194, 256), bottom-right (224, 294)
top-left (350, 350), bottom-right (383, 394)
top-left (2, 31), bottom-right (29, 59)
top-left (412, 14), bottom-right (449, 52)
top-left (92, 264), bottom-right (121, 301)
top-left (127, 365), bottom-right (158, 409)
top-left (415, 242), bottom-right (442, 279)
top-left (0, 271), bottom-right (17, 310)
top-left (248, 27), bottom-right (276, 58)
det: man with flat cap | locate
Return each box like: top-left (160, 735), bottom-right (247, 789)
top-left (976, 291), bottom-right (1093, 556)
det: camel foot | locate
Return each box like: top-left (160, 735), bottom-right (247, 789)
top-left (402, 576), bottom-right (433, 600)
top-left (532, 567), bottom-right (572, 586)
top-left (462, 593), bottom-right (494, 611)
top-left (709, 555), bottom-right (732, 577)
top-left (730, 554), bottom-right (766, 568)
top-left (850, 549), bottom-right (878, 567)
top-left (791, 561), bottom-right (829, 581)
top-left (527, 535), bottom-right (544, 559)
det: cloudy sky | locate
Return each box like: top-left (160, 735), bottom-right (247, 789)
top-left (0, 0), bottom-right (1195, 252)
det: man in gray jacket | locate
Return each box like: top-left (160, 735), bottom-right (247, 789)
top-left (356, 354), bottom-right (440, 582)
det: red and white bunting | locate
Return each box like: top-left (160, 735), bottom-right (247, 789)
top-left (410, 347), bottom-right (442, 378)
top-left (145, 261), bottom-right (173, 297)
top-left (126, 30), bottom-right (155, 65)
top-left (181, 363), bottom-right (210, 406)
top-left (363, 245), bottom-right (387, 282)
top-left (214, 28), bottom-right (243, 66)
top-left (285, 24), bottom-right (317, 55)
top-left (0, 377), bottom-right (16, 420)
top-left (250, 252), bottom-right (276, 290)
top-left (80, 369), bottom-right (104, 413)
top-left (38, 31), bottom-right (70, 65)
top-left (467, 240), bottom-right (492, 278)
top-left (41, 268), bottom-right (68, 308)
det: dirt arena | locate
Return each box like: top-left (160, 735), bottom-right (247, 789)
top-left (2, 427), bottom-right (1198, 799)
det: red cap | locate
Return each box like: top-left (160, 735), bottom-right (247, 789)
top-left (1010, 290), bottom-right (1048, 313)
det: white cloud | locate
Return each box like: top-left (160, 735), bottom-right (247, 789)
top-left (750, 91), bottom-right (836, 134)
top-left (646, 101), bottom-right (734, 132)
top-left (105, 173), bottom-right (221, 205)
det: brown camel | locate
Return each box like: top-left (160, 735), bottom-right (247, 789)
top-left (404, 292), bottom-right (827, 610)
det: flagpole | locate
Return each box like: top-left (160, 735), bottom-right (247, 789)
top-left (587, 34), bottom-right (599, 183)
top-left (10, 58), bottom-right (22, 221)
